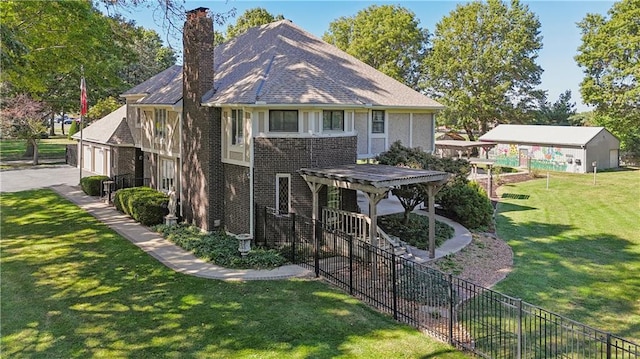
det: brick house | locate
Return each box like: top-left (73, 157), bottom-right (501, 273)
top-left (78, 7), bottom-right (445, 237)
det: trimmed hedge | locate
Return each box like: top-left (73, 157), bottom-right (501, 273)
top-left (80, 175), bottom-right (110, 196)
top-left (114, 187), bottom-right (168, 226)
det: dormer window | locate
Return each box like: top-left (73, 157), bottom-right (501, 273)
top-left (323, 110), bottom-right (344, 131)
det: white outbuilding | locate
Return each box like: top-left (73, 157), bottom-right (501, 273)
top-left (479, 125), bottom-right (620, 173)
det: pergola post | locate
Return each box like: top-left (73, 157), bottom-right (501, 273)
top-left (364, 191), bottom-right (388, 247)
top-left (426, 180), bottom-right (448, 258)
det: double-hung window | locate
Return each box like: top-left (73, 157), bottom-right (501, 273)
top-left (269, 110), bottom-right (298, 132)
top-left (231, 109), bottom-right (244, 146)
top-left (372, 110), bottom-right (385, 134)
top-left (154, 108), bottom-right (167, 139)
top-left (160, 158), bottom-right (175, 192)
top-left (323, 110), bottom-right (344, 131)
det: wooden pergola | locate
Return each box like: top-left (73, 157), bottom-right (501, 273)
top-left (435, 140), bottom-right (497, 159)
top-left (298, 164), bottom-right (450, 258)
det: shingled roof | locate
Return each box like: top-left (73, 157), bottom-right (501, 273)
top-left (71, 105), bottom-right (134, 146)
top-left (121, 65), bottom-right (182, 105)
top-left (479, 124), bottom-right (612, 147)
top-left (204, 20), bottom-right (443, 109)
top-left (122, 20), bottom-right (444, 110)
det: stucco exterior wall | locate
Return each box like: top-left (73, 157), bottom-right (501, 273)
top-left (412, 113), bottom-right (434, 152)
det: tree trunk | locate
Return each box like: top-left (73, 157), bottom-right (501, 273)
top-left (31, 139), bottom-right (39, 165)
top-left (464, 125), bottom-right (476, 141)
top-left (403, 209), bottom-right (411, 225)
top-left (49, 113), bottom-right (55, 136)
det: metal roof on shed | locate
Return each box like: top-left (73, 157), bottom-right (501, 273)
top-left (478, 125), bottom-right (608, 147)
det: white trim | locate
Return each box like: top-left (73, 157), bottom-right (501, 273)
top-left (275, 173), bottom-right (292, 214)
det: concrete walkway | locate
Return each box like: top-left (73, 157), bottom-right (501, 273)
top-left (43, 183), bottom-right (472, 281)
top-left (357, 191), bottom-right (473, 262)
top-left (50, 184), bottom-right (314, 281)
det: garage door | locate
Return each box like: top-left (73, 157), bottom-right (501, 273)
top-left (83, 145), bottom-right (91, 172)
top-left (94, 148), bottom-right (104, 175)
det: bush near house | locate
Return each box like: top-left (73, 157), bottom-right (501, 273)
top-left (114, 187), bottom-right (168, 226)
top-left (80, 175), bottom-right (110, 196)
top-left (154, 224), bottom-right (288, 269)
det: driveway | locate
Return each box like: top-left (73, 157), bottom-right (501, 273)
top-left (0, 165), bottom-right (82, 193)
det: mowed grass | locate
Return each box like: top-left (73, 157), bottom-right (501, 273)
top-left (0, 137), bottom-right (74, 161)
top-left (494, 168), bottom-right (640, 342)
top-left (0, 189), bottom-right (469, 359)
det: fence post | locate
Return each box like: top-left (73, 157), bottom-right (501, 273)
top-left (291, 212), bottom-right (296, 263)
top-left (349, 234), bottom-right (353, 295)
top-left (449, 274), bottom-right (454, 345)
top-left (392, 253), bottom-right (398, 320)
top-left (606, 333), bottom-right (611, 359)
top-left (314, 219), bottom-right (320, 278)
top-left (517, 299), bottom-right (522, 359)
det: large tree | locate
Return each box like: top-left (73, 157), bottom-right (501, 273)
top-left (575, 0), bottom-right (640, 157)
top-left (1, 1), bottom-right (176, 135)
top-left (424, 0), bottom-right (543, 140)
top-left (323, 5), bottom-right (429, 89)
top-left (0, 94), bottom-right (48, 164)
top-left (1, 2), bottom-right (134, 119)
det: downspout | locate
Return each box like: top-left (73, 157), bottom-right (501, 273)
top-left (249, 111), bottom-right (255, 238)
top-left (178, 111), bottom-right (183, 218)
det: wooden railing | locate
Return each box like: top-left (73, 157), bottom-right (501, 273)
top-left (321, 207), bottom-right (395, 247)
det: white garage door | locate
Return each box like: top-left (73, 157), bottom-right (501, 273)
top-left (83, 145), bottom-right (91, 172)
top-left (94, 148), bottom-right (104, 175)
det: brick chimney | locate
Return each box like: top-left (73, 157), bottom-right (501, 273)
top-left (182, 7), bottom-right (223, 231)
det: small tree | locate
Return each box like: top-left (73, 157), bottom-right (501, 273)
top-left (0, 94), bottom-right (47, 164)
top-left (377, 141), bottom-right (431, 224)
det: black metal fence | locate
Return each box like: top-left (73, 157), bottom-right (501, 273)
top-left (260, 207), bottom-right (639, 358)
top-left (100, 173), bottom-right (150, 200)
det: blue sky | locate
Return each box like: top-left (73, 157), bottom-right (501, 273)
top-left (120, 0), bottom-right (615, 112)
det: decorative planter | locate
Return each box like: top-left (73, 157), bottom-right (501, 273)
top-left (236, 233), bottom-right (252, 256)
top-left (164, 214), bottom-right (178, 226)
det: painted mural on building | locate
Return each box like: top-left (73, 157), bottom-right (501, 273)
top-left (494, 144), bottom-right (573, 172)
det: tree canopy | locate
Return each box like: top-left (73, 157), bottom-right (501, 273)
top-left (323, 5), bottom-right (429, 89)
top-left (575, 0), bottom-right (640, 156)
top-left (0, 1), bottom-right (176, 122)
top-left (424, 0), bottom-right (543, 140)
top-left (534, 90), bottom-right (578, 126)
top-left (224, 8), bottom-right (284, 41)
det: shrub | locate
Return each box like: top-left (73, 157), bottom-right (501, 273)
top-left (114, 187), bottom-right (168, 226)
top-left (438, 181), bottom-right (493, 230)
top-left (67, 120), bottom-right (79, 139)
top-left (80, 175), bottom-right (110, 196)
top-left (378, 213), bottom-right (454, 249)
top-left (154, 224), bottom-right (288, 269)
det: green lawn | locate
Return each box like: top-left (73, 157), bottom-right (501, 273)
top-left (0, 189), bottom-right (469, 359)
top-left (0, 136), bottom-right (74, 161)
top-left (494, 168), bottom-right (640, 342)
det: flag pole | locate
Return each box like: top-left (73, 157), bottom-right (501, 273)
top-left (79, 66), bottom-right (86, 184)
